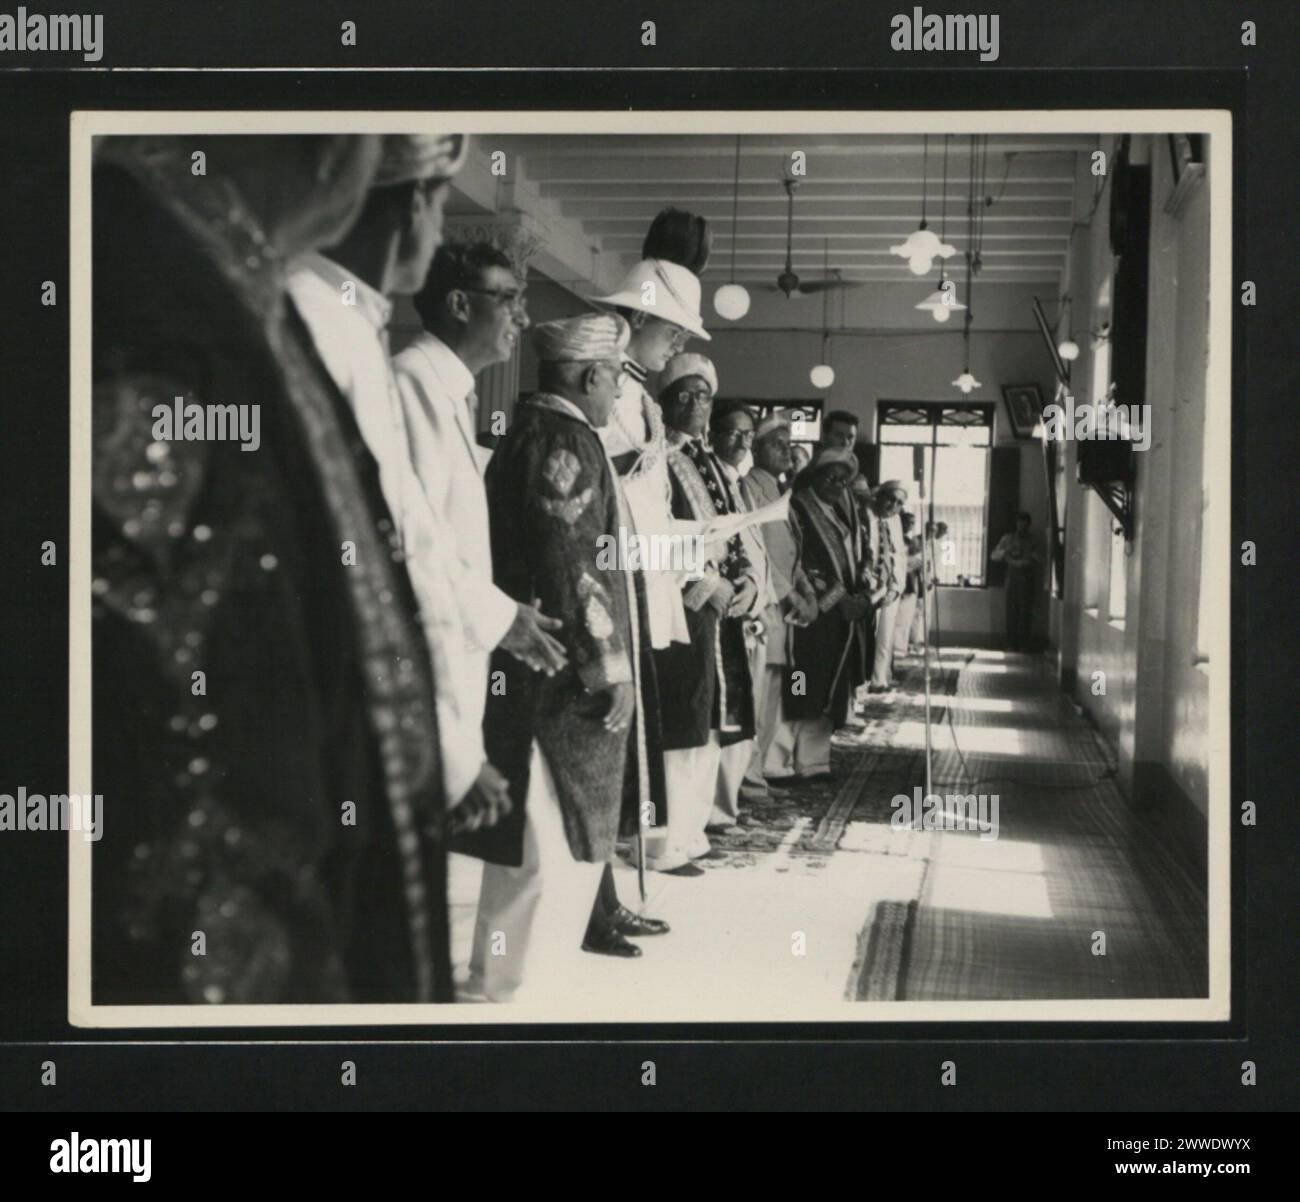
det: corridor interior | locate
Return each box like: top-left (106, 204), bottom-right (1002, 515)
top-left (447, 646), bottom-right (1209, 1014)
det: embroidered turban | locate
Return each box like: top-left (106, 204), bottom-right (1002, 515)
top-left (531, 313), bottom-right (631, 362)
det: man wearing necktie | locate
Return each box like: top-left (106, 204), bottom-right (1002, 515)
top-left (650, 354), bottom-right (758, 872)
top-left (708, 400), bottom-right (772, 822)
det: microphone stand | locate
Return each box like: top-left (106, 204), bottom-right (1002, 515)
top-left (919, 478), bottom-right (933, 802)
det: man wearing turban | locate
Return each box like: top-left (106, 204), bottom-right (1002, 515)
top-left (648, 353), bottom-right (758, 870)
top-left (458, 315), bottom-right (650, 1001)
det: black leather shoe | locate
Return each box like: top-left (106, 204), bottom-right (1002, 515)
top-left (613, 906), bottom-right (670, 937)
top-left (660, 861), bottom-right (706, 877)
top-left (582, 929), bottom-right (643, 958)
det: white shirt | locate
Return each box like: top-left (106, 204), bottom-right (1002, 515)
top-left (866, 509), bottom-right (906, 594)
top-left (597, 366), bottom-right (690, 648)
top-left (393, 332), bottom-right (517, 656)
top-left (717, 455), bottom-right (772, 614)
top-left (287, 254), bottom-right (485, 805)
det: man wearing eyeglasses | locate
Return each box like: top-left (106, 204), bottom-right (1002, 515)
top-left (650, 356), bottom-right (758, 872)
top-left (708, 401), bottom-right (772, 821)
top-left (289, 133), bottom-right (517, 856)
top-left (397, 239), bottom-right (570, 679)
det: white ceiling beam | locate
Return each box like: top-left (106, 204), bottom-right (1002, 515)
top-left (519, 154), bottom-right (1078, 182)
top-left (502, 136), bottom-right (1096, 156)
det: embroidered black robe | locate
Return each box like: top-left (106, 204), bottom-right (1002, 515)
top-left (652, 440), bottom-right (756, 750)
top-left (460, 395), bottom-right (641, 867)
top-left (90, 151), bottom-right (450, 1006)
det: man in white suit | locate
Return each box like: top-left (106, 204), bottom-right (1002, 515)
top-left (866, 480), bottom-right (910, 692)
top-left (395, 239), bottom-right (568, 683)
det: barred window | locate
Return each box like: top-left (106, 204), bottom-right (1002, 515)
top-left (877, 402), bottom-right (994, 587)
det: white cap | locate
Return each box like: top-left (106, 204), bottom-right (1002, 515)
top-left (659, 352), bottom-right (718, 396)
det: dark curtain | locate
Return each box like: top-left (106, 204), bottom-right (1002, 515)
top-left (985, 445), bottom-right (1021, 587)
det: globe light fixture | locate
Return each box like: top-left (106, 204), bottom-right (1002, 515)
top-left (713, 135), bottom-right (751, 322)
top-left (713, 282), bottom-right (751, 321)
top-left (1058, 338), bottom-right (1080, 362)
top-left (810, 363), bottom-right (835, 389)
top-left (951, 370), bottom-right (982, 395)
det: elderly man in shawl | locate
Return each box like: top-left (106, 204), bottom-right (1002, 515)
top-left (779, 446), bottom-right (874, 781)
top-left (457, 314), bottom-right (642, 1002)
top-left (649, 353), bottom-right (758, 870)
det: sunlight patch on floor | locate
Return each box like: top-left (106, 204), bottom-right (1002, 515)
top-left (926, 863), bottom-right (1055, 920)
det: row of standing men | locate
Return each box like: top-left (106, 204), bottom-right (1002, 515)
top-left (89, 131), bottom-right (933, 1007)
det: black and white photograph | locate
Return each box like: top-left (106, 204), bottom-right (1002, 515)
top-left (67, 110), bottom-right (1230, 1027)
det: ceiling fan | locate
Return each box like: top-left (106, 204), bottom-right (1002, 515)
top-left (763, 176), bottom-right (868, 298)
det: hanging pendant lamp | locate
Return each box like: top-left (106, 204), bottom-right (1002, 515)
top-left (952, 142), bottom-right (981, 394)
top-left (713, 135), bottom-right (752, 320)
top-left (809, 239), bottom-right (835, 387)
top-left (891, 134), bottom-right (957, 276)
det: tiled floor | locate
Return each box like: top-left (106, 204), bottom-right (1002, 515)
top-left (446, 647), bottom-right (1208, 1019)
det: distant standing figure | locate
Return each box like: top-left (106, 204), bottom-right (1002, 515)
top-left (991, 510), bottom-right (1043, 652)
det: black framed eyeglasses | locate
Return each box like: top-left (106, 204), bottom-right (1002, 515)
top-left (675, 388), bottom-right (713, 406)
top-left (715, 427), bottom-right (755, 443)
top-left (462, 286), bottom-right (528, 314)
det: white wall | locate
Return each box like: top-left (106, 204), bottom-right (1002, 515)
top-left (1053, 134), bottom-right (1214, 849)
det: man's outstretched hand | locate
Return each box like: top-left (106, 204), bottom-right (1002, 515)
top-left (449, 762), bottom-right (513, 835)
top-left (499, 602), bottom-right (568, 675)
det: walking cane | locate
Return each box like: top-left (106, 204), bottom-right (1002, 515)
top-left (636, 810), bottom-right (647, 904)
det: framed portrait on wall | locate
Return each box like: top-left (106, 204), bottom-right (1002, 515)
top-left (1001, 383), bottom-right (1042, 439)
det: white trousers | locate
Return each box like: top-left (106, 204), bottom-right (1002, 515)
top-left (753, 664), bottom-right (788, 780)
top-left (466, 743), bottom-right (607, 1003)
top-left (712, 737), bottom-right (753, 826)
top-left (739, 633), bottom-right (774, 801)
top-left (764, 714), bottom-right (833, 779)
top-left (909, 589), bottom-right (930, 648)
top-left (648, 735), bottom-right (721, 870)
top-left (894, 593), bottom-right (918, 657)
top-left (872, 598), bottom-right (901, 686)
